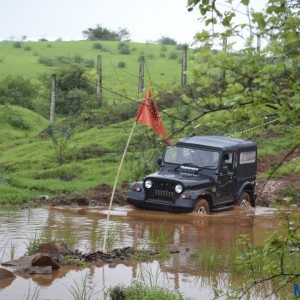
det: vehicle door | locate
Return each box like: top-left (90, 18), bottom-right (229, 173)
top-left (217, 152), bottom-right (237, 202)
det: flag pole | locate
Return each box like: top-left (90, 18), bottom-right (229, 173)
top-left (102, 121), bottom-right (136, 252)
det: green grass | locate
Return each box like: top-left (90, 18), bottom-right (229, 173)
top-left (0, 40), bottom-right (185, 100)
top-left (107, 283), bottom-right (183, 300)
top-left (0, 103), bottom-right (298, 205)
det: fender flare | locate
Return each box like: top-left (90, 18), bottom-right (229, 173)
top-left (236, 182), bottom-right (255, 207)
top-left (190, 191), bottom-right (214, 211)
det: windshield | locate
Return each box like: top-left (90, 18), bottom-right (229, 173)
top-left (164, 146), bottom-right (220, 169)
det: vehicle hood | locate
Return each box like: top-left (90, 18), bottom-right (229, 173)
top-left (145, 169), bottom-right (213, 189)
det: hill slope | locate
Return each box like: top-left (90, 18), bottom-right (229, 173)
top-left (0, 40), bottom-right (185, 99)
top-left (0, 104), bottom-right (299, 205)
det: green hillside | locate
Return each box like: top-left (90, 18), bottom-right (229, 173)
top-left (0, 103), bottom-right (298, 205)
top-left (0, 40), bottom-right (185, 99)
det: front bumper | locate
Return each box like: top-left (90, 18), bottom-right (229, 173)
top-left (127, 187), bottom-right (194, 213)
top-left (127, 197), bottom-right (193, 213)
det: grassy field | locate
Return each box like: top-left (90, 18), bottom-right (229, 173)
top-left (0, 103), bottom-right (298, 205)
top-left (0, 40), bottom-right (187, 99)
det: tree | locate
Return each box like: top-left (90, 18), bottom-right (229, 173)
top-left (157, 36), bottom-right (177, 45)
top-left (82, 25), bottom-right (130, 41)
top-left (170, 0), bottom-right (300, 140)
top-left (46, 120), bottom-right (76, 165)
top-left (39, 62), bottom-right (95, 115)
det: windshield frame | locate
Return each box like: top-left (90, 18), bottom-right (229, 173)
top-left (163, 145), bottom-right (221, 170)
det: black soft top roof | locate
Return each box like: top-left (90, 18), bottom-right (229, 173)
top-left (176, 136), bottom-right (256, 151)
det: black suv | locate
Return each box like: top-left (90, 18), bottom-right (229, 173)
top-left (127, 136), bottom-right (257, 214)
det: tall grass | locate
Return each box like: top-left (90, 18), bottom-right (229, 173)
top-left (68, 274), bottom-right (98, 300)
top-left (149, 224), bottom-right (173, 258)
top-left (107, 283), bottom-right (183, 300)
top-left (23, 283), bottom-right (40, 300)
top-left (191, 244), bottom-right (244, 274)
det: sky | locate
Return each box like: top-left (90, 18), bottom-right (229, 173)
top-left (0, 0), bottom-right (201, 44)
top-left (0, 0), bottom-right (266, 45)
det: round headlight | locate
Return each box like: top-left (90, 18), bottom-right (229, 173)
top-left (145, 179), bottom-right (153, 189)
top-left (175, 184), bottom-right (183, 194)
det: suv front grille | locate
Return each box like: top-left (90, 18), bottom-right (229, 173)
top-left (145, 179), bottom-right (178, 201)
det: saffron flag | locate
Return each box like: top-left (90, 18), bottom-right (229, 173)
top-left (136, 89), bottom-right (170, 144)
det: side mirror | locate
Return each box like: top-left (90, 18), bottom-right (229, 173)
top-left (223, 154), bottom-right (229, 160)
top-left (222, 165), bottom-right (229, 175)
top-left (157, 158), bottom-right (162, 166)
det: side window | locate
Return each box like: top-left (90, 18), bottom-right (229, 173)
top-left (240, 151), bottom-right (256, 164)
top-left (223, 153), bottom-right (233, 172)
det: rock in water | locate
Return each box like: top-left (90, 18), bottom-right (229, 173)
top-left (37, 242), bottom-right (70, 256)
top-left (0, 268), bottom-right (15, 280)
top-left (31, 253), bottom-right (60, 269)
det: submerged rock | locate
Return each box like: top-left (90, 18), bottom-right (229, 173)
top-left (31, 253), bottom-right (60, 270)
top-left (0, 268), bottom-right (15, 280)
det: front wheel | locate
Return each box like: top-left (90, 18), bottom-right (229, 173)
top-left (193, 199), bottom-right (210, 215)
top-left (236, 192), bottom-right (251, 207)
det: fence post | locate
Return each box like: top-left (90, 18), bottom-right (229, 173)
top-left (181, 45), bottom-right (188, 86)
top-left (96, 55), bottom-right (102, 106)
top-left (221, 38), bottom-right (227, 87)
top-left (50, 74), bottom-right (56, 123)
top-left (138, 56), bottom-right (145, 95)
top-left (256, 33), bottom-right (261, 53)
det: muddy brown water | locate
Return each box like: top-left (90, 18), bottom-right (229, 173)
top-left (0, 206), bottom-right (293, 299)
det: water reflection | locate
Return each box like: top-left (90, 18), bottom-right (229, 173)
top-left (0, 206), bottom-right (286, 299)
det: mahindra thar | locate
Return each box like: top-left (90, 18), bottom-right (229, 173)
top-left (128, 136), bottom-right (257, 214)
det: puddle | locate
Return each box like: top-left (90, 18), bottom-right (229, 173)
top-left (0, 206), bottom-right (292, 299)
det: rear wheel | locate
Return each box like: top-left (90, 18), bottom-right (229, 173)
top-left (237, 192), bottom-right (251, 207)
top-left (193, 199), bottom-right (210, 215)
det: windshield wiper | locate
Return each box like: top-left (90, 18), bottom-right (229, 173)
top-left (195, 165), bottom-right (215, 173)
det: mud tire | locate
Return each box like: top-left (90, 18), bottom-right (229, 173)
top-left (193, 199), bottom-right (210, 215)
top-left (236, 192), bottom-right (251, 207)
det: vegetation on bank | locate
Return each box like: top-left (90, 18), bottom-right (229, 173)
top-left (107, 283), bottom-right (183, 300)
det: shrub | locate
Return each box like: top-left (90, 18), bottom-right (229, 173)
top-left (84, 59), bottom-right (95, 68)
top-left (39, 38), bottom-right (48, 42)
top-left (13, 41), bottom-right (21, 48)
top-left (117, 61), bottom-right (126, 68)
top-left (0, 76), bottom-right (35, 108)
top-left (176, 43), bottom-right (188, 50)
top-left (33, 52), bottom-right (39, 56)
top-left (46, 43), bottom-right (52, 48)
top-left (24, 46), bottom-right (31, 51)
top-left (38, 56), bottom-right (56, 66)
top-left (117, 42), bottom-right (130, 55)
top-left (159, 52), bottom-right (166, 58)
top-left (148, 53), bottom-right (154, 59)
top-left (2, 105), bottom-right (31, 130)
top-left (93, 42), bottom-right (103, 49)
top-left (74, 55), bottom-right (84, 64)
top-left (168, 51), bottom-right (178, 59)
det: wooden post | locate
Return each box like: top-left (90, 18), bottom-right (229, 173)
top-left (181, 45), bottom-right (188, 86)
top-left (138, 56), bottom-right (145, 95)
top-left (96, 55), bottom-right (102, 106)
top-left (221, 38), bottom-right (227, 89)
top-left (222, 37), bottom-right (227, 51)
top-left (256, 33), bottom-right (261, 53)
top-left (50, 74), bottom-right (56, 123)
